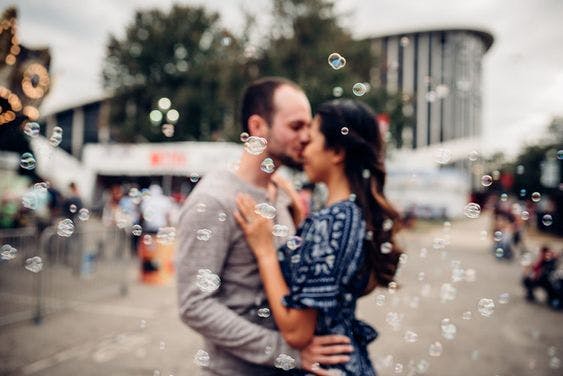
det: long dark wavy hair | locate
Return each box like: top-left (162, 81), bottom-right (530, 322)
top-left (316, 99), bottom-right (403, 287)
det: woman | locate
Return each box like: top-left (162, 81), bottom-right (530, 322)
top-left (235, 99), bottom-right (402, 375)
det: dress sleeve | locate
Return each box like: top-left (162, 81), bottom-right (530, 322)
top-left (282, 202), bottom-right (365, 312)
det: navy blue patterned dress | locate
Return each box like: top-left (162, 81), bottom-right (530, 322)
top-left (278, 200), bottom-right (378, 375)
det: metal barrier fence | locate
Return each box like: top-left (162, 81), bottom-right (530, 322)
top-left (0, 222), bottom-right (131, 326)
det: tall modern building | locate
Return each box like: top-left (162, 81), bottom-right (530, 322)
top-left (369, 29), bottom-right (494, 152)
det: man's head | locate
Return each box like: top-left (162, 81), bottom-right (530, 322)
top-left (240, 77), bottom-right (311, 169)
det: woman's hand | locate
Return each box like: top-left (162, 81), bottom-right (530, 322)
top-left (270, 173), bottom-right (306, 226)
top-left (234, 193), bottom-right (276, 260)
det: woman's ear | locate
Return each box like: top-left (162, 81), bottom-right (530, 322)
top-left (331, 148), bottom-right (346, 165)
top-left (248, 114), bottom-right (269, 137)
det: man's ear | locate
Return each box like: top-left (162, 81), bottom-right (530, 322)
top-left (247, 114), bottom-right (269, 137)
top-left (330, 148), bottom-right (346, 165)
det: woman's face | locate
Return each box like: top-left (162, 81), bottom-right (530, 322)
top-left (302, 115), bottom-right (337, 183)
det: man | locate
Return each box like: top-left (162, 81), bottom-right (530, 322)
top-left (177, 77), bottom-right (352, 375)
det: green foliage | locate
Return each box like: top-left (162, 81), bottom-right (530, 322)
top-left (102, 0), bottom-right (411, 145)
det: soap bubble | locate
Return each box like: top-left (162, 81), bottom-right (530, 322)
top-left (260, 158), bottom-right (275, 173)
top-left (69, 204), bottom-right (77, 213)
top-left (481, 175), bottom-right (493, 187)
top-left (1, 244), bottom-right (17, 260)
top-left (78, 208), bottom-right (90, 221)
top-left (257, 307), bottom-right (271, 318)
top-left (254, 203), bottom-right (276, 219)
top-left (352, 83), bottom-right (367, 96)
top-left (332, 86), bottom-right (343, 97)
top-left (132, 225), bottom-right (143, 236)
top-left (244, 136), bottom-right (267, 155)
top-left (274, 354), bottom-right (296, 371)
top-left (440, 318), bottom-right (457, 340)
top-left (327, 52), bottom-right (346, 70)
top-left (194, 349), bottom-right (210, 367)
top-left (493, 231), bottom-right (503, 242)
top-left (49, 127), bottom-right (63, 147)
top-left (196, 203), bottom-right (207, 213)
top-left (57, 219), bottom-right (75, 237)
top-left (463, 203), bottom-right (481, 218)
top-left (498, 293), bottom-right (510, 304)
top-left (429, 341), bottom-right (443, 357)
top-left (24, 122), bottom-right (40, 137)
top-left (434, 149), bottom-right (452, 164)
top-left (286, 236), bottom-right (303, 250)
top-left (25, 256), bottom-right (43, 273)
top-left (380, 242), bottom-right (392, 254)
top-left (340, 127), bottom-right (349, 135)
top-left (196, 269), bottom-right (220, 292)
top-left (142, 235), bottom-right (152, 246)
top-left (477, 298), bottom-right (495, 317)
top-left (196, 229), bottom-right (212, 241)
top-left (189, 173), bottom-right (200, 183)
top-left (462, 311), bottom-right (472, 320)
top-left (156, 227), bottom-right (176, 244)
top-left (272, 224), bottom-right (289, 237)
top-left (239, 132), bottom-right (249, 142)
top-left (217, 212), bottom-right (227, 222)
top-left (20, 153), bottom-right (36, 170)
top-left (542, 214), bottom-right (553, 226)
top-left (440, 283), bottom-right (457, 302)
top-left (404, 330), bottom-right (418, 343)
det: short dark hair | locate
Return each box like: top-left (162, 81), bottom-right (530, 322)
top-left (240, 77), bottom-right (300, 134)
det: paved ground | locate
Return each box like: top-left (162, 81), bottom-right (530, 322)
top-left (0, 214), bottom-right (562, 376)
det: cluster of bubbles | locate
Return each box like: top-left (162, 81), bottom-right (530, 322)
top-left (24, 256), bottom-right (43, 273)
top-left (1, 244), bottom-right (17, 260)
top-left (327, 52), bottom-right (346, 70)
top-left (196, 269), bottom-right (221, 292)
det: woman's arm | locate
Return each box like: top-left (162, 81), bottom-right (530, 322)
top-left (235, 194), bottom-right (317, 349)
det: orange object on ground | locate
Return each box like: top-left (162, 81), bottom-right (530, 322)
top-left (138, 235), bottom-right (175, 284)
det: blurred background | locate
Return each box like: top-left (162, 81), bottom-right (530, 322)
top-left (0, 0), bottom-right (561, 375)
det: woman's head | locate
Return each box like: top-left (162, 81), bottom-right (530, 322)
top-left (307, 99), bottom-right (403, 287)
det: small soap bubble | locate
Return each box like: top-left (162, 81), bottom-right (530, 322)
top-left (196, 203), bottom-right (207, 213)
top-left (481, 175), bottom-right (493, 187)
top-left (440, 283), bottom-right (457, 302)
top-left (493, 231), bottom-right (503, 242)
top-left (477, 298), bottom-right (495, 317)
top-left (196, 269), bottom-right (221, 292)
top-left (542, 214), bottom-right (553, 226)
top-left (375, 294), bottom-right (386, 306)
top-left (49, 127), bottom-right (63, 147)
top-left (1, 244), bottom-right (17, 260)
top-left (265, 345), bottom-right (273, 355)
top-left (57, 218), bottom-right (75, 237)
top-left (189, 173), bottom-right (200, 183)
top-left (257, 307), bottom-right (271, 318)
top-left (327, 52), bottom-right (346, 70)
top-left (194, 349), bottom-right (210, 367)
top-left (500, 193), bottom-right (508, 201)
top-left (162, 123), bottom-right (175, 137)
top-left (244, 136), bottom-right (267, 155)
top-left (69, 204), bottom-right (77, 213)
top-left (404, 330), bottom-right (418, 343)
top-left (388, 281), bottom-right (398, 294)
top-left (77, 207), bottom-right (90, 221)
top-left (286, 236), bottom-right (303, 250)
top-left (332, 86), bottom-right (343, 97)
top-left (143, 234), bottom-right (153, 246)
top-left (468, 150), bottom-right (480, 161)
top-left (156, 227), bottom-right (176, 245)
top-left (434, 149), bottom-right (452, 165)
top-left (340, 126), bottom-right (349, 135)
top-left (260, 158), bottom-right (275, 173)
top-left (24, 122), bottom-right (40, 137)
top-left (352, 83), bottom-right (367, 96)
top-left (498, 293), bottom-right (510, 304)
top-left (20, 153), bottom-right (36, 170)
top-left (254, 203), bottom-right (276, 219)
top-left (159, 341), bottom-right (166, 350)
top-left (521, 211), bottom-right (530, 221)
top-left (218, 212), bottom-right (227, 222)
top-left (274, 354), bottom-right (296, 371)
top-left (132, 224), bottom-right (143, 236)
top-left (464, 203), bottom-right (481, 218)
top-left (25, 256), bottom-right (43, 273)
top-left (239, 132), bottom-right (250, 142)
top-left (516, 165), bottom-right (525, 175)
top-left (462, 311), bottom-right (472, 320)
top-left (272, 224), bottom-right (289, 237)
top-left (429, 341), bottom-right (443, 357)
top-left (196, 229), bottom-right (212, 241)
top-left (349, 193), bottom-right (357, 202)
top-left (380, 242), bottom-right (392, 254)
top-left (441, 319), bottom-right (457, 340)
top-left (550, 357), bottom-right (560, 369)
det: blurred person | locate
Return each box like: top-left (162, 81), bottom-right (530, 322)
top-left (140, 184), bottom-right (173, 233)
top-left (522, 245), bottom-right (560, 307)
top-left (102, 184), bottom-right (125, 227)
top-left (176, 77), bottom-right (352, 376)
top-left (235, 99), bottom-right (403, 375)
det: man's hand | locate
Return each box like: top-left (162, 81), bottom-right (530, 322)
top-left (300, 335), bottom-right (353, 375)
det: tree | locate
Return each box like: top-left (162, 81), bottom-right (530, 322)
top-left (102, 5), bottom-right (247, 142)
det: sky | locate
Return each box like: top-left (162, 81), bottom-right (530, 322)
top-left (8, 0), bottom-right (563, 157)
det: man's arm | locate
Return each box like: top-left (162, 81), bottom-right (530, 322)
top-left (176, 193), bottom-right (301, 366)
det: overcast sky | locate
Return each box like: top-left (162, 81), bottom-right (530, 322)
top-left (9, 0), bottom-right (563, 157)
